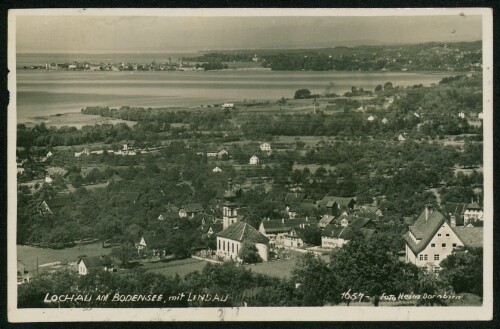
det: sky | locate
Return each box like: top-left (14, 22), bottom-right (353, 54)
top-left (15, 13), bottom-right (483, 53)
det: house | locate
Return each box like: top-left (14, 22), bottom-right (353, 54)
top-left (216, 221), bottom-right (269, 262)
top-left (136, 234), bottom-right (167, 258)
top-left (403, 206), bottom-right (483, 272)
top-left (283, 227), bottom-right (306, 249)
top-left (179, 203), bottom-right (204, 218)
top-left (75, 149), bottom-right (90, 157)
top-left (318, 215), bottom-right (335, 228)
top-left (39, 196), bottom-right (71, 215)
top-left (17, 261), bottom-right (31, 284)
top-left (44, 167), bottom-right (69, 183)
top-left (320, 196), bottom-right (357, 215)
top-left (360, 205), bottom-right (383, 219)
top-left (398, 134), bottom-right (406, 141)
top-left (259, 218), bottom-right (315, 247)
top-left (249, 155), bottom-right (259, 165)
top-left (260, 142), bottom-right (272, 152)
top-left (478, 112), bottom-right (484, 120)
top-left (217, 148), bottom-right (229, 158)
top-left (381, 118), bottom-right (389, 125)
top-left (46, 151), bottom-right (53, 158)
top-left (78, 255), bottom-right (113, 275)
top-left (199, 222), bottom-right (223, 238)
top-left (321, 225), bottom-right (375, 249)
top-left (207, 151), bottom-right (219, 158)
top-left (222, 103), bottom-right (235, 109)
top-left (463, 202), bottom-right (483, 224)
top-left (367, 115), bottom-right (375, 122)
top-left (212, 166), bottom-right (222, 173)
top-left (458, 112), bottom-right (465, 119)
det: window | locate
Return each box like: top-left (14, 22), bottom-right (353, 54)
top-left (218, 240), bottom-right (221, 250)
top-left (434, 254), bottom-right (440, 261)
top-left (431, 243), bottom-right (435, 247)
top-left (232, 243), bottom-right (234, 253)
top-left (438, 234), bottom-right (441, 237)
top-left (424, 255), bottom-right (428, 261)
top-left (446, 233), bottom-right (450, 237)
top-left (442, 243), bottom-right (446, 247)
top-left (419, 255), bottom-right (424, 261)
top-left (434, 266), bottom-right (440, 273)
top-left (453, 243), bottom-right (457, 248)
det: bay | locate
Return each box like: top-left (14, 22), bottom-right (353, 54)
top-left (16, 68), bottom-right (452, 123)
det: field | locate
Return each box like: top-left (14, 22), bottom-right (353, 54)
top-left (17, 242), bottom-right (109, 273)
top-left (146, 259), bottom-right (207, 278)
top-left (243, 258), bottom-right (297, 278)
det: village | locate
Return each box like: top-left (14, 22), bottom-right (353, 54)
top-left (16, 71), bottom-right (485, 307)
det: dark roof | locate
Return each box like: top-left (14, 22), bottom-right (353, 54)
top-left (322, 225), bottom-right (374, 241)
top-left (45, 197), bottom-right (71, 209)
top-left (216, 222), bottom-right (269, 244)
top-left (452, 227), bottom-right (483, 248)
top-left (260, 218), bottom-right (315, 234)
top-left (443, 202), bottom-right (467, 226)
top-left (403, 208), bottom-right (446, 254)
top-left (349, 217), bottom-right (372, 229)
top-left (79, 255), bottom-right (112, 268)
top-left (142, 234), bottom-right (167, 249)
top-left (287, 227), bottom-right (306, 239)
top-left (466, 202), bottom-right (482, 210)
top-left (199, 222), bottom-right (223, 234)
top-left (182, 203), bottom-right (204, 213)
top-left (284, 193), bottom-right (306, 204)
top-left (320, 195), bottom-right (357, 207)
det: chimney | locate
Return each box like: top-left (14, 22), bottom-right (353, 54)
top-left (425, 204), bottom-right (433, 221)
top-left (450, 214), bottom-right (456, 227)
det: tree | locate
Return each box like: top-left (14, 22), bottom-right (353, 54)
top-left (440, 247), bottom-right (483, 296)
top-left (294, 89), bottom-right (311, 99)
top-left (329, 233), bottom-right (419, 306)
top-left (383, 82), bottom-right (393, 91)
top-left (111, 243), bottom-right (138, 267)
top-left (374, 84), bottom-right (383, 93)
top-left (292, 253), bottom-right (340, 306)
top-left (238, 242), bottom-right (262, 264)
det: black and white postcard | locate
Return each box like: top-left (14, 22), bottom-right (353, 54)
top-left (7, 8), bottom-right (493, 322)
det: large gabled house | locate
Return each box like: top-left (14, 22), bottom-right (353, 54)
top-left (78, 255), bottom-right (114, 275)
top-left (319, 196), bottom-right (357, 215)
top-left (258, 218), bottom-right (316, 247)
top-left (216, 221), bottom-right (269, 262)
top-left (403, 206), bottom-right (483, 272)
top-left (321, 217), bottom-right (375, 249)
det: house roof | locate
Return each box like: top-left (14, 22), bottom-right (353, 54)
top-left (321, 195), bottom-right (356, 208)
top-left (45, 196), bottom-right (71, 209)
top-left (466, 202), bottom-right (482, 210)
top-left (141, 234), bottom-right (167, 249)
top-left (285, 193), bottom-right (306, 204)
top-left (319, 215), bottom-right (335, 225)
top-left (79, 255), bottom-right (112, 268)
top-left (199, 222), bottom-right (223, 234)
top-left (452, 227), bottom-right (483, 248)
top-left (216, 221), bottom-right (269, 244)
top-left (182, 203), bottom-right (204, 213)
top-left (46, 167), bottom-right (68, 176)
top-left (322, 225), bottom-right (374, 241)
top-left (403, 208), bottom-right (446, 254)
top-left (260, 218), bottom-right (314, 234)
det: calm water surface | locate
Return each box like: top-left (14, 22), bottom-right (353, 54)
top-left (16, 69), bottom-right (452, 123)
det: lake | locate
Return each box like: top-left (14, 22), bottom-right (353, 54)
top-left (16, 69), bottom-right (452, 123)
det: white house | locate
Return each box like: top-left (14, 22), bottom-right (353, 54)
top-left (249, 155), bottom-right (259, 165)
top-left (381, 118), bottom-right (389, 125)
top-left (403, 206), bottom-right (483, 272)
top-left (478, 112), bottom-right (484, 119)
top-left (367, 115), bottom-right (375, 122)
top-left (458, 112), bottom-right (465, 119)
top-left (213, 166), bottom-right (222, 173)
top-left (216, 221), bottom-right (269, 262)
top-left (46, 151), bottom-right (53, 158)
top-left (222, 103), bottom-right (235, 109)
top-left (260, 142), bottom-right (272, 152)
top-left (78, 256), bottom-right (113, 275)
top-left (463, 202), bottom-right (483, 224)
